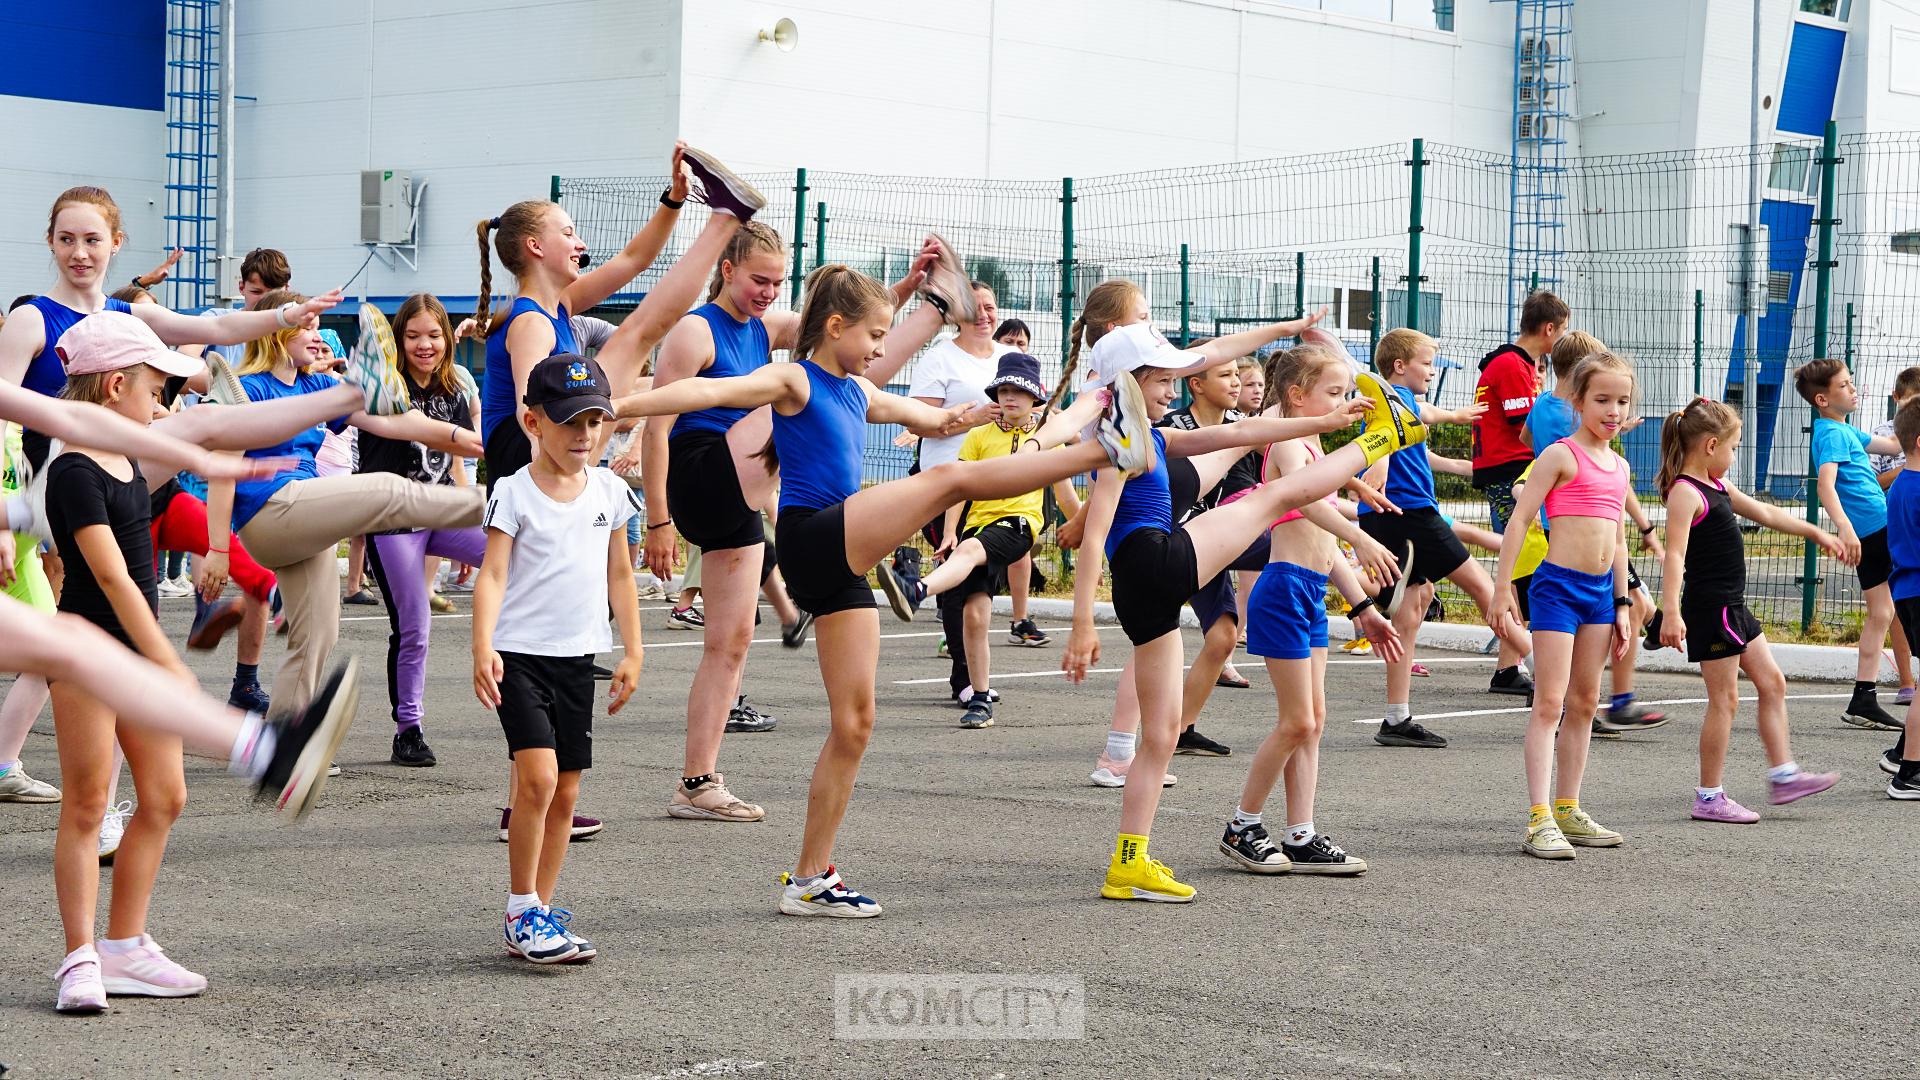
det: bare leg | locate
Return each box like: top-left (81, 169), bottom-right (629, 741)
top-left (104, 720), bottom-right (187, 940)
top-left (683, 545), bottom-right (761, 778)
top-left (1894, 604), bottom-right (1916, 695)
top-left (1116, 631), bottom-right (1185, 836)
top-left (1523, 630), bottom-right (1576, 808)
top-left (1010, 553), bottom-right (1033, 623)
top-left (508, 749), bottom-right (557, 896)
top-left (794, 608), bottom-right (880, 876)
top-left (1861, 585), bottom-right (1896, 683)
top-left (963, 593), bottom-right (991, 693)
top-left (1696, 655), bottom-right (1741, 789)
top-left (537, 771), bottom-right (582, 901)
top-left (0, 674), bottom-right (47, 765)
top-left (345, 535), bottom-right (368, 596)
top-left (1179, 616), bottom-right (1239, 729)
top-left (1447, 559), bottom-right (1532, 661)
top-left (1551, 623), bottom-right (1611, 803)
top-left (52, 681), bottom-right (116, 954)
top-left (1282, 650), bottom-right (1330, 827)
top-left (923, 538), bottom-right (989, 597)
top-left (237, 597), bottom-right (267, 667)
top-left (1240, 656), bottom-right (1315, 816)
top-left (1383, 584), bottom-right (1429, 706)
top-left (594, 215), bottom-right (745, 389)
top-left (1741, 638), bottom-right (1794, 769)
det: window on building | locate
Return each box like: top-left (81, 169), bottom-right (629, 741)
top-left (1892, 230), bottom-right (1920, 256)
top-left (1767, 142), bottom-right (1821, 198)
top-left (1799, 0), bottom-right (1851, 22)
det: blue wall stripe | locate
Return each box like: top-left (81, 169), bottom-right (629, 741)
top-left (0, 3), bottom-right (164, 111)
top-left (1778, 21), bottom-right (1846, 138)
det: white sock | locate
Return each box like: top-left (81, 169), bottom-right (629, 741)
top-left (1696, 786), bottom-right (1724, 800)
top-left (1385, 702), bottom-right (1411, 724)
top-left (226, 713), bottom-right (275, 780)
top-left (1106, 730), bottom-right (1136, 761)
top-left (1287, 822), bottom-right (1315, 845)
top-left (1230, 806), bottom-right (1262, 831)
top-left (1767, 762), bottom-right (1800, 783)
top-left (506, 892), bottom-right (542, 919)
top-left (98, 936), bottom-right (143, 956)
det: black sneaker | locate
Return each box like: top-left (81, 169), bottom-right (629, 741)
top-left (1425, 595), bottom-right (1445, 622)
top-left (1590, 715), bottom-right (1624, 741)
top-left (1883, 746), bottom-right (1905, 777)
top-left (256, 657), bottom-right (359, 820)
top-left (1605, 701), bottom-right (1669, 732)
top-left (228, 679), bottom-right (271, 716)
top-left (1642, 609), bottom-right (1668, 653)
top-left (591, 663), bottom-right (613, 681)
top-left (1008, 618), bottom-right (1050, 647)
top-left (917, 231), bottom-right (979, 326)
top-left (1280, 832), bottom-right (1368, 876)
top-left (725, 696), bottom-right (777, 733)
top-left (342, 589), bottom-right (379, 607)
top-left (1375, 717), bottom-right (1447, 748)
top-left (390, 727), bottom-right (437, 768)
top-left (187, 596), bottom-right (244, 651)
top-left (1218, 822), bottom-right (1290, 873)
top-left (680, 145), bottom-right (767, 221)
top-left (960, 699), bottom-right (995, 729)
top-left (1175, 727), bottom-right (1232, 756)
top-left (1889, 762), bottom-right (1920, 800)
top-left (782, 611), bottom-right (814, 649)
top-left (1489, 666), bottom-right (1533, 697)
top-left (1844, 692), bottom-right (1903, 732)
top-left (952, 687), bottom-right (1001, 708)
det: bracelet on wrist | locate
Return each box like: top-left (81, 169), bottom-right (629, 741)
top-left (274, 302), bottom-right (297, 329)
top-left (1349, 596), bottom-right (1377, 618)
top-left (130, 275), bottom-right (147, 290)
top-left (647, 519), bottom-right (673, 531)
top-left (660, 189), bottom-right (685, 209)
top-left (1613, 595), bottom-right (1631, 608)
top-left (1639, 524), bottom-right (1655, 535)
top-left (208, 546), bottom-right (228, 555)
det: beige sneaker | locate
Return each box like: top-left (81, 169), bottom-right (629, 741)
top-left (668, 774), bottom-right (765, 822)
top-left (1554, 806), bottom-right (1623, 847)
top-left (1523, 822), bottom-right (1575, 860)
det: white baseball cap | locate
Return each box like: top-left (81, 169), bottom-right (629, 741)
top-left (1084, 322), bottom-right (1210, 388)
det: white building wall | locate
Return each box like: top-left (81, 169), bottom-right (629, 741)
top-left (0, 97), bottom-right (165, 306)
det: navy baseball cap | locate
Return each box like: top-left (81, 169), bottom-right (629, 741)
top-left (523, 353), bottom-right (614, 423)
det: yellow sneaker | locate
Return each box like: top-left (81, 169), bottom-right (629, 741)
top-left (1523, 822), bottom-right (1575, 860)
top-left (1554, 806), bottom-right (1623, 847)
top-left (1352, 370), bottom-right (1427, 464)
top-left (1101, 855), bottom-right (1196, 903)
top-left (1341, 637), bottom-right (1374, 655)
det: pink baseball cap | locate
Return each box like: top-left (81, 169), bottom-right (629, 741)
top-left (56, 310), bottom-right (206, 379)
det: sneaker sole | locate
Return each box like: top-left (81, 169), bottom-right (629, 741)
top-left (1563, 834), bottom-right (1624, 848)
top-left (919, 231), bottom-right (979, 326)
top-left (1488, 684), bottom-right (1534, 697)
top-left (0, 788), bottom-right (61, 804)
top-left (1088, 770), bottom-right (1176, 788)
top-left (99, 976), bottom-right (206, 998)
top-left (1691, 811), bottom-right (1760, 824)
top-left (1286, 859), bottom-right (1369, 876)
top-left (1842, 712), bottom-right (1904, 731)
top-left (1218, 842), bottom-right (1291, 874)
top-left (680, 145), bottom-right (768, 216)
top-left (1373, 734), bottom-right (1447, 749)
top-left (1105, 370), bottom-right (1156, 476)
top-left (1880, 755), bottom-right (1903, 776)
top-left (277, 657), bottom-right (360, 821)
top-left (56, 999), bottom-right (108, 1015)
top-left (959, 718), bottom-right (995, 729)
top-left (666, 804), bottom-right (767, 822)
top-left (1888, 783), bottom-right (1920, 800)
top-left (1009, 637), bottom-right (1050, 647)
top-left (1523, 843), bottom-right (1576, 860)
top-left (507, 944), bottom-right (581, 965)
top-left (1378, 542), bottom-right (1414, 617)
top-left (778, 896), bottom-right (884, 918)
top-left (389, 756), bottom-right (437, 768)
top-left (569, 824), bottom-right (604, 840)
top-left (875, 568), bottom-right (915, 621)
top-left (1098, 884), bottom-right (1195, 903)
top-left (1590, 729), bottom-right (1624, 741)
top-left (724, 721), bottom-right (777, 733)
top-left (1172, 747), bottom-right (1231, 757)
top-left (1606, 717), bottom-right (1671, 732)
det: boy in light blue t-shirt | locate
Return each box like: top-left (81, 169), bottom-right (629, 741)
top-left (1796, 358), bottom-right (1906, 730)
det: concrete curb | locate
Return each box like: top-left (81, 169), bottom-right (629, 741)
top-left (975, 595), bottom-right (1897, 686)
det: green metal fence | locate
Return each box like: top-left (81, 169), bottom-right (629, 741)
top-left (556, 126), bottom-right (1920, 635)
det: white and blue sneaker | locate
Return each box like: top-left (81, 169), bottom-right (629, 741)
top-left (778, 865), bottom-right (883, 918)
top-left (504, 907), bottom-right (580, 964)
top-left (545, 905), bottom-right (597, 962)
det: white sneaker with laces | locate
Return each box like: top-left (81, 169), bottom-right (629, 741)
top-left (504, 908), bottom-right (579, 964)
top-left (98, 799), bottom-right (132, 863)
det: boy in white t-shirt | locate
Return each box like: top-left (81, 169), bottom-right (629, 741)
top-left (473, 353), bottom-right (644, 966)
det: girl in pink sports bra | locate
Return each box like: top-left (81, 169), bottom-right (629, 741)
top-left (1217, 343), bottom-right (1406, 876)
top-left (1490, 350), bottom-right (1639, 862)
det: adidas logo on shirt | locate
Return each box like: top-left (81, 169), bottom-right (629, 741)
top-left (592, 513), bottom-right (609, 527)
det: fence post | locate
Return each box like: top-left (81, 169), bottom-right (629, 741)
top-left (1405, 138), bottom-right (1426, 332)
top-left (790, 168), bottom-right (808, 304)
top-left (1178, 243), bottom-right (1191, 347)
top-left (549, 175), bottom-right (561, 204)
top-left (1060, 177), bottom-right (1076, 371)
top-left (1802, 119), bottom-right (1841, 631)
top-left (1846, 302), bottom-right (1856, 370)
top-left (814, 202), bottom-right (828, 271)
top-left (1692, 289), bottom-right (1704, 397)
top-left (1370, 256), bottom-right (1382, 355)
top-left (1294, 250), bottom-right (1305, 324)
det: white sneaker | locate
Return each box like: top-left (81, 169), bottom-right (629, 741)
top-left (1089, 752), bottom-right (1176, 788)
top-left (98, 799), bottom-right (132, 863)
top-left (0, 764), bottom-right (60, 803)
top-left (54, 947), bottom-right (107, 1014)
top-left (504, 908), bottom-right (579, 964)
top-left (157, 576), bottom-right (192, 599)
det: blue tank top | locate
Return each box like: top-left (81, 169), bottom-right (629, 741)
top-left (24, 296), bottom-right (133, 397)
top-left (481, 297), bottom-right (576, 440)
top-left (1355, 383), bottom-right (1437, 514)
top-left (671, 303), bottom-right (771, 438)
top-left (774, 360), bottom-right (867, 512)
top-left (1105, 428), bottom-right (1175, 558)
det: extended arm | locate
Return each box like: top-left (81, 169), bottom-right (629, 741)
top-left (1727, 483), bottom-right (1847, 559)
top-left (350, 409), bottom-right (483, 456)
top-left (1161, 404), bottom-right (1365, 458)
top-left (0, 381), bottom-right (280, 481)
top-left (615, 362), bottom-right (797, 420)
top-left (860, 380), bottom-right (988, 437)
top-left (135, 289), bottom-right (342, 347)
top-left (1189, 307), bottom-right (1329, 363)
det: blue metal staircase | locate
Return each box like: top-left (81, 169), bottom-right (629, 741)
top-left (163, 0), bottom-right (222, 312)
top-left (1507, 0), bottom-right (1573, 335)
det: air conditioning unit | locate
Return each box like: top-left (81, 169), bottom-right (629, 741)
top-left (1519, 76), bottom-right (1552, 106)
top-left (1518, 114), bottom-right (1536, 139)
top-left (1521, 35), bottom-right (1552, 67)
top-left (360, 170), bottom-right (413, 245)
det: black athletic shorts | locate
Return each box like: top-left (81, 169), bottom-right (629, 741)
top-left (1859, 527), bottom-right (1892, 592)
top-left (668, 430), bottom-right (765, 551)
top-left (1680, 599), bottom-right (1762, 664)
top-left (1357, 506), bottom-right (1471, 586)
top-left (775, 503), bottom-right (876, 618)
top-left (1899, 596), bottom-right (1920, 655)
top-left (496, 651), bottom-right (594, 772)
top-left (1513, 572), bottom-right (1534, 624)
top-left (956, 516), bottom-right (1034, 600)
top-left (483, 420), bottom-right (533, 495)
top-left (1110, 526), bottom-right (1201, 646)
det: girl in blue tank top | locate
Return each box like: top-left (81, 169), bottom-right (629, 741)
top-left (608, 262), bottom-right (1143, 920)
top-left (1059, 278), bottom-right (1416, 906)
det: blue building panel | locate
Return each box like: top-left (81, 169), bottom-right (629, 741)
top-left (1777, 22), bottom-right (1846, 138)
top-left (0, 3), bottom-right (165, 111)
top-left (1724, 199), bottom-right (1815, 495)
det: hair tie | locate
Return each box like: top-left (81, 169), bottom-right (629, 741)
top-left (488, 217), bottom-right (501, 229)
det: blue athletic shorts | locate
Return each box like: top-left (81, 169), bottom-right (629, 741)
top-left (1245, 561), bottom-right (1330, 660)
top-left (1527, 560), bottom-right (1615, 635)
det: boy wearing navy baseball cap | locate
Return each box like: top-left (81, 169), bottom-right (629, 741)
top-left (472, 353), bottom-right (644, 965)
top-left (913, 353), bottom-right (1082, 729)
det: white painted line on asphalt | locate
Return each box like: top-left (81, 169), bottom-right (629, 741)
top-left (1348, 691), bottom-right (1857, 723)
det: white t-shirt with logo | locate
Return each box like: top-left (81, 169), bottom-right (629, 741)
top-left (482, 466), bottom-right (640, 656)
top-left (908, 338), bottom-right (1014, 469)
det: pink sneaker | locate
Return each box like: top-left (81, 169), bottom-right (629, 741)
top-left (1690, 792), bottom-right (1759, 824)
top-left (98, 935), bottom-right (207, 997)
top-left (55, 948), bottom-right (107, 1014)
top-left (1770, 770), bottom-right (1840, 805)
top-left (1089, 752), bottom-right (1177, 789)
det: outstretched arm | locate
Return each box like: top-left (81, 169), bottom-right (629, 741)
top-left (614, 363), bottom-right (799, 420)
top-left (135, 289), bottom-right (342, 347)
top-left (860, 380), bottom-right (989, 437)
top-left (1727, 482), bottom-right (1848, 559)
top-left (863, 236), bottom-right (948, 387)
top-left (1190, 306), bottom-right (1329, 363)
top-left (0, 382), bottom-right (279, 481)
top-left (152, 382), bottom-right (361, 453)
top-left (1162, 402), bottom-right (1367, 458)
top-left (564, 144), bottom-right (690, 314)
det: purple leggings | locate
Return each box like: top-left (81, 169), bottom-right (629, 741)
top-left (365, 527), bottom-right (488, 731)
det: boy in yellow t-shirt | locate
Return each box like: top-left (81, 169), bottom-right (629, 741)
top-left (918, 354), bottom-right (1081, 729)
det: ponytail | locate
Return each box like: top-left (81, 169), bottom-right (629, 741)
top-left (474, 201), bottom-right (558, 340)
top-left (473, 217), bottom-right (497, 342)
top-left (1656, 396), bottom-right (1740, 495)
top-left (1048, 279), bottom-right (1147, 410)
